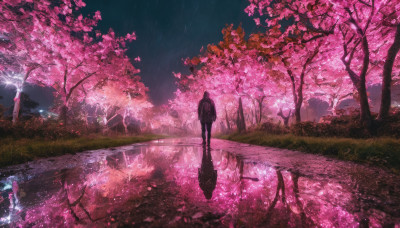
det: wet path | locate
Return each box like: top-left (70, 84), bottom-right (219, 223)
top-left (0, 138), bottom-right (399, 227)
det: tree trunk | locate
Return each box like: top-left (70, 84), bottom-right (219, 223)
top-left (60, 104), bottom-right (68, 127)
top-left (12, 69), bottom-right (37, 125)
top-left (288, 70), bottom-right (302, 123)
top-left (258, 101), bottom-right (262, 124)
top-left (225, 108), bottom-right (231, 130)
top-left (264, 170), bottom-right (287, 222)
top-left (292, 172), bottom-right (308, 227)
top-left (358, 34), bottom-right (374, 131)
top-left (295, 103), bottom-right (301, 123)
top-left (296, 70), bottom-right (305, 123)
top-left (236, 97), bottom-right (246, 132)
top-left (329, 97), bottom-right (339, 116)
top-left (277, 109), bottom-right (291, 127)
top-left (285, 46), bottom-right (319, 124)
top-left (257, 98), bottom-right (264, 124)
top-left (12, 90), bottom-right (22, 125)
top-left (340, 23), bottom-right (374, 133)
top-left (358, 82), bottom-right (373, 130)
top-left (378, 24), bottom-right (400, 120)
top-left (59, 94), bottom-right (70, 127)
top-left (105, 113), bottom-right (119, 127)
top-left (251, 106), bottom-right (256, 126)
top-left (122, 111), bottom-right (128, 135)
top-left (84, 111), bottom-right (89, 129)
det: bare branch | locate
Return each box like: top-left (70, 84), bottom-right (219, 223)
top-left (358, 0), bottom-right (372, 7)
top-left (66, 71), bottom-right (97, 101)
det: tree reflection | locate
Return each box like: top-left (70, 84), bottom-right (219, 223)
top-left (291, 172), bottom-right (314, 227)
top-left (1, 141), bottom-right (397, 226)
top-left (60, 168), bottom-right (101, 222)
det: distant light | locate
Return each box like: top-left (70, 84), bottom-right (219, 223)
top-left (2, 184), bottom-right (11, 191)
top-left (39, 109), bottom-right (44, 113)
top-left (0, 215), bottom-right (11, 224)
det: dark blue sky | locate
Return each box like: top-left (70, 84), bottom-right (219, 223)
top-left (0, 0), bottom-right (257, 109)
top-left (82, 0), bottom-right (257, 105)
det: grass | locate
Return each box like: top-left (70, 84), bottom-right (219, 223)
top-left (0, 134), bottom-right (164, 168)
top-left (220, 131), bottom-right (400, 172)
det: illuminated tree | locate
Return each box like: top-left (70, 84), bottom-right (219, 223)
top-left (245, 26), bottom-right (322, 123)
top-left (246, 0), bottom-right (400, 130)
top-left (10, 92), bottom-right (39, 118)
top-left (0, 0), bottom-right (139, 127)
top-left (172, 25), bottom-right (302, 131)
top-left (85, 69), bottom-right (151, 134)
top-left (42, 27), bottom-right (137, 126)
top-left (310, 56), bottom-right (355, 115)
top-left (376, 0), bottom-right (400, 120)
top-left (183, 25), bottom-right (276, 130)
top-left (0, 0), bottom-right (59, 124)
top-left (275, 39), bottom-right (321, 123)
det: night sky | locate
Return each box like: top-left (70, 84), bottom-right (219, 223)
top-left (0, 0), bottom-right (257, 109)
top-left (82, 0), bottom-right (257, 105)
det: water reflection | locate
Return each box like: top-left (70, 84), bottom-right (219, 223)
top-left (198, 145), bottom-right (217, 199)
top-left (0, 177), bottom-right (21, 225)
top-left (0, 139), bottom-right (398, 227)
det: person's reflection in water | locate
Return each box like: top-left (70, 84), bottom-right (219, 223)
top-left (198, 145), bottom-right (217, 200)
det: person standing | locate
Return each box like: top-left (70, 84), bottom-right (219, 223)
top-left (198, 91), bottom-right (216, 145)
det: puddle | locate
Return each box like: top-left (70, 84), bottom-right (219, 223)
top-left (0, 138), bottom-right (399, 227)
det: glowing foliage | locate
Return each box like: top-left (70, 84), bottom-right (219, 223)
top-left (85, 72), bottom-right (152, 132)
top-left (170, 25), bottom-right (293, 131)
top-left (0, 0), bottom-right (149, 125)
top-left (168, 0), bottom-right (400, 131)
top-left (246, 0), bottom-right (400, 127)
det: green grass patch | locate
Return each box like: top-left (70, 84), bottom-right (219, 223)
top-left (220, 131), bottom-right (400, 172)
top-left (0, 134), bottom-right (164, 168)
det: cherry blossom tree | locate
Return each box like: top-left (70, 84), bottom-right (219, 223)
top-left (376, 0), bottom-right (400, 120)
top-left (310, 55), bottom-right (355, 115)
top-left (277, 41), bottom-right (321, 123)
top-left (0, 0), bottom-right (60, 124)
top-left (85, 63), bottom-right (150, 134)
top-left (185, 25), bottom-right (274, 130)
top-left (42, 26), bottom-right (137, 125)
top-left (245, 0), bottom-right (400, 131)
top-left (171, 25), bottom-right (292, 132)
top-left (246, 27), bottom-right (323, 123)
top-left (0, 0), bottom-right (140, 127)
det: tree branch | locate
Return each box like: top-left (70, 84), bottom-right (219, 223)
top-left (66, 71), bottom-right (97, 102)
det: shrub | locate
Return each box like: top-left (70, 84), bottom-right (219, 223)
top-left (376, 108), bottom-right (400, 138)
top-left (290, 121), bottom-right (318, 137)
top-left (0, 118), bottom-right (81, 140)
top-left (259, 121), bottom-right (289, 135)
top-left (290, 120), bottom-right (372, 138)
top-left (290, 110), bottom-right (377, 138)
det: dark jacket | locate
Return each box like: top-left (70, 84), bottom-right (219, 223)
top-left (198, 97), bottom-right (216, 123)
